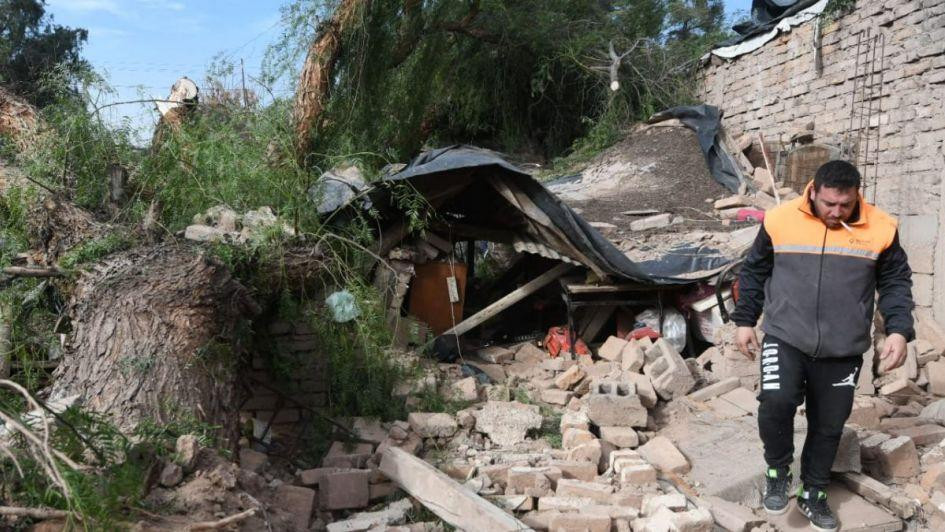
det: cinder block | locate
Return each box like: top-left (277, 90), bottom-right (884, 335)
top-left (644, 339), bottom-right (696, 400)
top-left (586, 380), bottom-right (647, 428)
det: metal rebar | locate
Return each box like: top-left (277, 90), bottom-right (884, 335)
top-left (862, 33), bottom-right (879, 197)
top-left (848, 31), bottom-right (864, 144)
top-left (872, 33), bottom-right (886, 204)
top-left (855, 28), bottom-right (872, 172)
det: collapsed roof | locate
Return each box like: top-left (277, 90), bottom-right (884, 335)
top-left (361, 111), bottom-right (759, 284)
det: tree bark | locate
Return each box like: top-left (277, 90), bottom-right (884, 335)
top-left (47, 244), bottom-right (260, 442)
top-left (27, 195), bottom-right (114, 264)
top-left (293, 0), bottom-right (363, 159)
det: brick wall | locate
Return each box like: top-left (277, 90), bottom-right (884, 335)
top-left (700, 0), bottom-right (945, 320)
top-left (242, 319), bottom-right (329, 445)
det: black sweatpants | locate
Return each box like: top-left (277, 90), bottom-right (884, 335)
top-left (757, 335), bottom-right (862, 490)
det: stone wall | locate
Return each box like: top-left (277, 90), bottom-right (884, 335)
top-left (700, 0), bottom-right (945, 320)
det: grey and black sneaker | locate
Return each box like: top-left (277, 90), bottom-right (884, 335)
top-left (796, 486), bottom-right (839, 532)
top-left (762, 467), bottom-right (792, 515)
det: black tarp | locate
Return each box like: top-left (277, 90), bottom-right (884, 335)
top-left (368, 144), bottom-right (748, 284)
top-left (648, 104), bottom-right (744, 193)
top-left (720, 0), bottom-right (820, 47)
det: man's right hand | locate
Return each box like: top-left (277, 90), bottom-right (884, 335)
top-left (735, 326), bottom-right (760, 360)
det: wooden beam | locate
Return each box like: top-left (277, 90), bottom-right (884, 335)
top-left (443, 262), bottom-right (573, 337)
top-left (379, 447), bottom-right (529, 531)
top-left (757, 132), bottom-right (781, 204)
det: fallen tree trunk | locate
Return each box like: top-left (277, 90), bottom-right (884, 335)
top-left (47, 243), bottom-right (260, 442)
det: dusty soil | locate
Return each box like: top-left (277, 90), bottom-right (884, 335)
top-left (548, 125), bottom-right (730, 221)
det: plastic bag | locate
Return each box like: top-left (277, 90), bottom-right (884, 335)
top-left (326, 290), bottom-right (360, 322)
top-left (634, 308), bottom-right (687, 353)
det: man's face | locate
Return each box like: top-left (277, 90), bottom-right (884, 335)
top-left (810, 185), bottom-right (858, 228)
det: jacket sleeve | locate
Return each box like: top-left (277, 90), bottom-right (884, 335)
top-left (731, 224), bottom-right (774, 327)
top-left (876, 230), bottom-right (915, 341)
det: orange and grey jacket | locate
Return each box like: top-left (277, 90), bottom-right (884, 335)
top-left (732, 182), bottom-right (914, 358)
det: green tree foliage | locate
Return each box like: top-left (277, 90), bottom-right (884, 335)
top-left (0, 0), bottom-right (90, 107)
top-left (273, 0), bottom-right (727, 165)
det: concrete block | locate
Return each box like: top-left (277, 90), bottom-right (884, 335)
top-left (541, 388), bottom-right (574, 405)
top-left (551, 460), bottom-right (598, 482)
top-left (326, 499), bottom-right (412, 532)
top-left (555, 478), bottom-right (614, 504)
top-left (619, 463), bottom-right (657, 486)
top-left (562, 428), bottom-right (597, 450)
top-left (922, 463), bottom-right (945, 491)
top-left (586, 380), bottom-right (647, 428)
top-left (624, 372), bottom-right (658, 408)
top-left (508, 466), bottom-right (554, 495)
top-left (638, 436), bottom-right (690, 474)
top-left (877, 436), bottom-right (920, 480)
top-left (473, 401), bottom-right (543, 446)
top-left (600, 426), bottom-right (639, 448)
top-left (644, 339), bottom-right (696, 400)
top-left (407, 412), bottom-right (458, 438)
top-left (515, 342), bottom-right (547, 363)
top-left (717, 387), bottom-right (759, 415)
top-left (567, 439), bottom-right (603, 465)
top-left (621, 339), bottom-right (646, 373)
top-left (275, 485), bottom-right (316, 531)
top-left (555, 365), bottom-right (586, 391)
top-left (704, 496), bottom-right (764, 532)
top-left (451, 377), bottom-right (479, 401)
top-left (560, 410), bottom-right (591, 432)
top-left (320, 469), bottom-right (370, 510)
top-left (239, 448), bottom-right (268, 473)
top-left (598, 336), bottom-right (629, 362)
top-left (889, 424), bottom-right (945, 446)
top-left (831, 426), bottom-right (862, 473)
top-left (928, 360), bottom-right (945, 395)
top-left (548, 513), bottom-right (611, 532)
top-left (538, 496), bottom-right (595, 511)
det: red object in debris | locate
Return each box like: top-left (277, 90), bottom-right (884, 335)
top-left (544, 326), bottom-right (590, 358)
top-left (625, 327), bottom-right (661, 342)
top-left (736, 208), bottom-right (765, 222)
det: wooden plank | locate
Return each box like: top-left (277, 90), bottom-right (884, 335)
top-left (719, 128), bottom-right (754, 177)
top-left (757, 132), bottom-right (781, 205)
top-left (379, 447), bottom-right (529, 531)
top-left (839, 472), bottom-right (917, 519)
top-left (444, 263), bottom-right (573, 337)
top-left (564, 283), bottom-right (652, 294)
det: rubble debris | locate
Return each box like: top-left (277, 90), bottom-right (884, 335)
top-left (320, 469), bottom-right (371, 510)
top-left (586, 380), bottom-right (648, 428)
top-left (637, 436), bottom-right (690, 475)
top-left (325, 499), bottom-right (413, 532)
top-left (407, 412), bottom-right (458, 439)
top-left (473, 401), bottom-right (543, 446)
top-left (643, 339), bottom-right (696, 400)
top-left (379, 447), bottom-right (529, 530)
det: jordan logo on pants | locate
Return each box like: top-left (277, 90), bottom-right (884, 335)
top-left (761, 342), bottom-right (780, 390)
top-left (832, 369), bottom-right (858, 387)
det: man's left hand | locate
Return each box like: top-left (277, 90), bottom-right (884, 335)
top-left (879, 333), bottom-right (908, 372)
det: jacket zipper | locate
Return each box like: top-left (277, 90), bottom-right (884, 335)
top-left (813, 226), bottom-right (828, 357)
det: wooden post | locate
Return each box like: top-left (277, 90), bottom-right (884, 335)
top-left (757, 132), bottom-right (781, 204)
top-left (443, 262), bottom-right (573, 337)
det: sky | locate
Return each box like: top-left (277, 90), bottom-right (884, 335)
top-left (42, 0), bottom-right (754, 140)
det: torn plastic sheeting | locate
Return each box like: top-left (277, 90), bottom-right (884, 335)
top-left (712, 0), bottom-right (827, 59)
top-left (368, 145), bottom-right (743, 283)
top-left (647, 104), bottom-right (745, 194)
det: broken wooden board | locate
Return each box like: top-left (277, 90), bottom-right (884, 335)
top-left (378, 447), bottom-right (528, 531)
top-left (766, 485), bottom-right (900, 532)
top-left (444, 262), bottom-right (573, 337)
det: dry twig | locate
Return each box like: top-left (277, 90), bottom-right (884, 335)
top-left (186, 508), bottom-right (256, 531)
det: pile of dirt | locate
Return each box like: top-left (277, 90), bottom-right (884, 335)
top-left (547, 125), bottom-right (731, 233)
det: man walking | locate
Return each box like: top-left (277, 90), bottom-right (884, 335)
top-left (732, 160), bottom-right (914, 531)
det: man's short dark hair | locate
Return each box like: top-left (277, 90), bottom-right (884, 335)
top-left (814, 160), bottom-right (861, 190)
